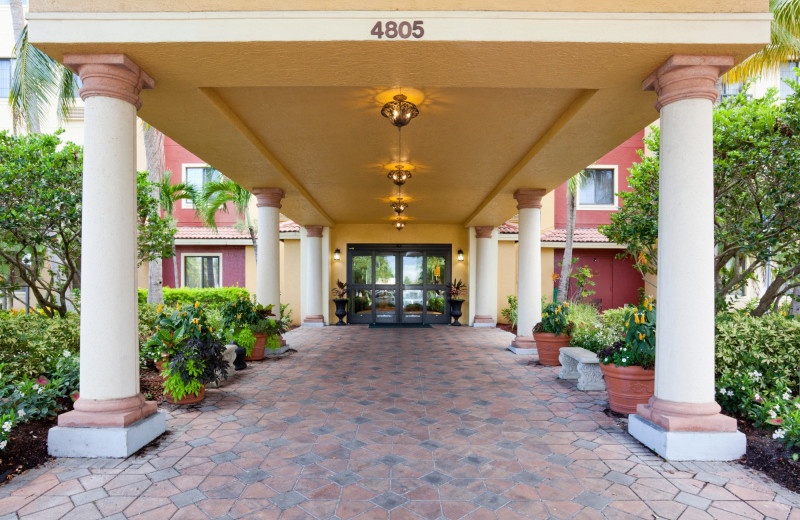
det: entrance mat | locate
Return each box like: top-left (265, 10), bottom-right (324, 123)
top-left (368, 323), bottom-right (432, 328)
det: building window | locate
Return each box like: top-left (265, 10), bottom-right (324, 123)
top-left (183, 165), bottom-right (220, 208)
top-left (183, 255), bottom-right (221, 288)
top-left (577, 167), bottom-right (616, 208)
top-left (0, 59), bottom-right (12, 98)
top-left (780, 61), bottom-right (800, 99)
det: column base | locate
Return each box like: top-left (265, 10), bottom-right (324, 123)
top-left (58, 394), bottom-right (158, 428)
top-left (472, 315), bottom-right (496, 328)
top-left (48, 411), bottom-right (166, 458)
top-left (508, 336), bottom-right (537, 355)
top-left (628, 414), bottom-right (745, 461)
top-left (636, 397), bottom-right (738, 432)
top-left (302, 315), bottom-right (325, 327)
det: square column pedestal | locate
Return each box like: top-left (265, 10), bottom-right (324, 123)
top-left (629, 415), bottom-right (745, 461)
top-left (49, 412), bottom-right (166, 458)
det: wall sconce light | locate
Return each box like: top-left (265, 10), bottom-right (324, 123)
top-left (457, 249), bottom-right (464, 262)
top-left (333, 248), bottom-right (341, 261)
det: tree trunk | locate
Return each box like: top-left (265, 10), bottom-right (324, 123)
top-left (144, 125), bottom-right (165, 304)
top-left (751, 274), bottom-right (786, 317)
top-left (172, 243), bottom-right (179, 288)
top-left (556, 190), bottom-right (577, 302)
top-left (792, 286), bottom-right (800, 317)
top-left (246, 210), bottom-right (258, 263)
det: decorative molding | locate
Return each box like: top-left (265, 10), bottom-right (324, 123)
top-left (252, 187), bottom-right (285, 208)
top-left (513, 188), bottom-right (547, 209)
top-left (474, 226), bottom-right (494, 239)
top-left (305, 225), bottom-right (323, 238)
top-left (642, 54), bottom-right (734, 111)
top-left (63, 54), bottom-right (154, 110)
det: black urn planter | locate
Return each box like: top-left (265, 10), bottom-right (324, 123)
top-left (333, 298), bottom-right (349, 325)
top-left (449, 299), bottom-right (464, 326)
top-left (232, 341), bottom-right (248, 371)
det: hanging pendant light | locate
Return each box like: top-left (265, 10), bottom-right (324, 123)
top-left (394, 218), bottom-right (406, 230)
top-left (391, 198), bottom-right (408, 214)
top-left (387, 164), bottom-right (412, 186)
top-left (381, 94), bottom-right (419, 128)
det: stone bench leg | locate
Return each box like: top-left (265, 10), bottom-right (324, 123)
top-left (577, 363), bottom-right (606, 391)
top-left (558, 351), bottom-right (579, 380)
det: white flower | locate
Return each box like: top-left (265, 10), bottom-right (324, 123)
top-left (719, 388), bottom-right (727, 395)
top-left (621, 358), bottom-right (627, 363)
top-left (0, 440), bottom-right (6, 450)
top-left (1, 422), bottom-right (11, 433)
top-left (62, 350), bottom-right (71, 358)
top-left (748, 370), bottom-right (762, 381)
top-left (783, 392), bottom-right (792, 401)
top-left (17, 409), bottom-right (25, 418)
top-left (769, 409), bottom-right (778, 419)
top-left (773, 429), bottom-right (786, 440)
top-left (37, 388), bottom-right (43, 395)
top-left (727, 390), bottom-right (734, 397)
top-left (795, 402), bottom-right (800, 410)
top-left (32, 384), bottom-right (39, 391)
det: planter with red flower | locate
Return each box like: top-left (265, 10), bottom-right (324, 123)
top-left (533, 301), bottom-right (575, 366)
top-left (598, 300), bottom-right (656, 414)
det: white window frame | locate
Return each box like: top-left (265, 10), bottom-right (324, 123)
top-left (576, 165), bottom-right (619, 211)
top-left (181, 163), bottom-right (217, 209)
top-left (181, 253), bottom-right (223, 288)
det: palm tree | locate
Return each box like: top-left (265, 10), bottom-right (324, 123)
top-left (556, 169), bottom-right (591, 303)
top-left (725, 0), bottom-right (800, 82)
top-left (156, 171), bottom-right (199, 286)
top-left (200, 178), bottom-right (258, 262)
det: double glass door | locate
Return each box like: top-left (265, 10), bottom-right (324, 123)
top-left (348, 245), bottom-right (450, 324)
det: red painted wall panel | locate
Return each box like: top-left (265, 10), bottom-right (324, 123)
top-left (163, 136), bottom-right (237, 227)
top-left (162, 245), bottom-right (246, 289)
top-left (553, 129), bottom-right (645, 228)
top-left (553, 248), bottom-right (642, 310)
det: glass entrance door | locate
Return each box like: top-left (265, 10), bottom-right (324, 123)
top-left (347, 244), bottom-right (451, 325)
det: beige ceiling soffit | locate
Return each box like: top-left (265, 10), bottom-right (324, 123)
top-left (200, 87), bottom-right (333, 226)
top-left (463, 88), bottom-right (598, 227)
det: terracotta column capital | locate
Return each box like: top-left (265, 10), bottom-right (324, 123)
top-left (642, 55), bottom-right (734, 112)
top-left (475, 226), bottom-right (494, 239)
top-left (305, 225), bottom-right (323, 238)
top-left (252, 188), bottom-right (285, 208)
top-left (514, 189), bottom-right (547, 210)
top-left (63, 54), bottom-right (154, 110)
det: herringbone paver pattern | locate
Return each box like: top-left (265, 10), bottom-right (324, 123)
top-left (1, 326), bottom-right (799, 519)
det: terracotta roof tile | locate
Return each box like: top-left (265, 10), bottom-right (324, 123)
top-left (175, 220), bottom-right (300, 239)
top-left (280, 220), bottom-right (301, 232)
top-left (540, 228), bottom-right (610, 243)
top-left (498, 221), bottom-right (519, 234)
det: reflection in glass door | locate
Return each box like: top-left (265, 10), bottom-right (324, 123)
top-left (347, 245), bottom-right (451, 325)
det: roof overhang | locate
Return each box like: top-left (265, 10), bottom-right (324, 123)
top-left (28, 4), bottom-right (771, 228)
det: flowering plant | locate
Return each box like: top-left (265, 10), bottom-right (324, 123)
top-left (445, 279), bottom-right (467, 300)
top-left (221, 296), bottom-right (287, 337)
top-left (598, 299), bottom-right (656, 368)
top-left (534, 301), bottom-right (574, 337)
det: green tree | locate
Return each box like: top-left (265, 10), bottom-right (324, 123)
top-left (137, 171), bottom-right (176, 271)
top-left (155, 171), bottom-right (199, 286)
top-left (199, 176), bottom-right (257, 262)
top-left (556, 169), bottom-right (591, 302)
top-left (600, 86), bottom-right (800, 315)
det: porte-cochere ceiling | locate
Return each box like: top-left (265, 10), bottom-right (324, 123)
top-left (29, 3), bottom-right (770, 227)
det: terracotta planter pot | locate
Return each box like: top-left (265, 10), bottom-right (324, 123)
top-left (165, 385), bottom-right (205, 405)
top-left (600, 363), bottom-right (655, 414)
top-left (248, 333), bottom-right (267, 361)
top-left (534, 332), bottom-right (571, 366)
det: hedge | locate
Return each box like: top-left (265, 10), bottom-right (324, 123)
top-left (137, 287), bottom-right (250, 308)
top-left (0, 312), bottom-right (80, 378)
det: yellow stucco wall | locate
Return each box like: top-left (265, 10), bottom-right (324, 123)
top-left (328, 224), bottom-right (470, 320)
top-left (497, 241), bottom-right (517, 324)
top-left (244, 245), bottom-right (257, 296)
top-left (31, 1), bottom-right (767, 13)
top-left (540, 191), bottom-right (555, 232)
top-left (281, 239), bottom-right (302, 325)
top-left (541, 247), bottom-right (555, 303)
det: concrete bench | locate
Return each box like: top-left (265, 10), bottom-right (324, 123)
top-left (558, 347), bottom-right (606, 391)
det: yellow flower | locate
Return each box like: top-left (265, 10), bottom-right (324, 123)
top-left (639, 333), bottom-right (645, 341)
top-left (194, 301), bottom-right (199, 308)
top-left (237, 313), bottom-right (242, 320)
top-left (552, 273), bottom-right (559, 281)
top-left (155, 325), bottom-right (159, 331)
top-left (634, 314), bottom-right (640, 324)
top-left (156, 304), bottom-right (163, 313)
top-left (198, 325), bottom-right (202, 331)
top-left (209, 327), bottom-right (213, 332)
top-left (177, 303), bottom-right (181, 311)
top-left (648, 304), bottom-right (653, 311)
top-left (624, 321), bottom-right (629, 328)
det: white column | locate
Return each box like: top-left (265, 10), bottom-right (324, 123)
top-left (510, 189), bottom-right (546, 354)
top-left (629, 55), bottom-right (745, 461)
top-left (49, 54), bottom-right (163, 457)
top-left (252, 188), bottom-right (284, 310)
top-left (473, 226), bottom-right (496, 327)
top-left (303, 225), bottom-right (325, 326)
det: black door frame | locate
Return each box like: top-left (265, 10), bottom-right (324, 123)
top-left (347, 243), bottom-right (451, 325)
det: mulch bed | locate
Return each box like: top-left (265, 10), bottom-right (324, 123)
top-left (496, 323), bottom-right (516, 334)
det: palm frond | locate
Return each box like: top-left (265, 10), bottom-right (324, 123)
top-left (10, 25), bottom-right (60, 133)
top-left (56, 66), bottom-right (78, 123)
top-left (200, 179), bottom-right (252, 230)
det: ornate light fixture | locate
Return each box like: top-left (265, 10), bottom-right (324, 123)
top-left (387, 164), bottom-right (412, 186)
top-left (391, 198), bottom-right (408, 214)
top-left (394, 218), bottom-right (406, 230)
top-left (457, 249), bottom-right (464, 262)
top-left (381, 94), bottom-right (419, 128)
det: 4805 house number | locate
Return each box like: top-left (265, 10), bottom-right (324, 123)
top-left (370, 20), bottom-right (425, 39)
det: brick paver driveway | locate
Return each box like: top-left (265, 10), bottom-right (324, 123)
top-left (1, 326), bottom-right (799, 519)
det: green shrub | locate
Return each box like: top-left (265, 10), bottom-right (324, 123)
top-left (0, 313), bottom-right (80, 379)
top-left (568, 304), bottom-right (624, 353)
top-left (137, 287), bottom-right (250, 308)
top-left (500, 295), bottom-right (517, 330)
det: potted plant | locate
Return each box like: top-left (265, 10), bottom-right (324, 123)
top-left (598, 299), bottom-right (656, 414)
top-left (221, 296), bottom-right (287, 360)
top-left (445, 279), bottom-right (467, 326)
top-left (331, 279), bottom-right (349, 325)
top-left (533, 301), bottom-right (575, 366)
top-left (146, 302), bottom-right (228, 404)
